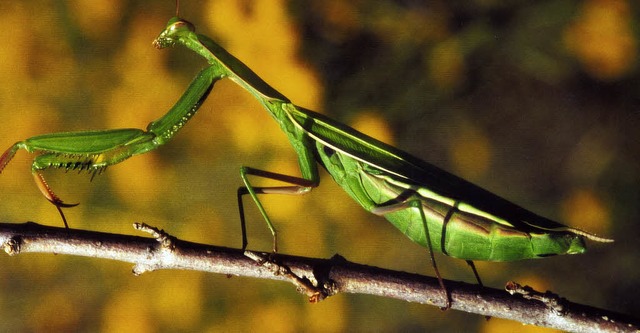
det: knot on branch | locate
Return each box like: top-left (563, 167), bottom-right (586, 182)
top-left (505, 281), bottom-right (566, 316)
top-left (3, 236), bottom-right (21, 255)
top-left (133, 222), bottom-right (176, 251)
top-left (244, 250), bottom-right (335, 303)
top-left (131, 222), bottom-right (178, 275)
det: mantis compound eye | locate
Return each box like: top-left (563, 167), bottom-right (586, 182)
top-left (153, 18), bottom-right (196, 49)
top-left (169, 19), bottom-right (196, 34)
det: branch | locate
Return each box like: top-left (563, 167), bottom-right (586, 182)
top-left (1, 222), bottom-right (637, 332)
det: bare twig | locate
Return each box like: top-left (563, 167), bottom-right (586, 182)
top-left (1, 221), bottom-right (637, 332)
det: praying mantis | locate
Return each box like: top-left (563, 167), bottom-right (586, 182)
top-left (150, 13), bottom-right (613, 306)
top-left (0, 5), bottom-right (613, 308)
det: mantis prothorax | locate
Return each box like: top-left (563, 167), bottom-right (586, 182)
top-left (152, 11), bottom-right (612, 308)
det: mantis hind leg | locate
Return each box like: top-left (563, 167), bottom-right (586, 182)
top-left (33, 171), bottom-right (78, 229)
top-left (412, 199), bottom-right (451, 309)
top-left (371, 199), bottom-right (451, 309)
top-left (440, 202), bottom-right (485, 288)
top-left (238, 166), bottom-right (318, 252)
top-left (465, 260), bottom-right (484, 288)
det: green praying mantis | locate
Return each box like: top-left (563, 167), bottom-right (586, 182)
top-left (0, 5), bottom-right (612, 308)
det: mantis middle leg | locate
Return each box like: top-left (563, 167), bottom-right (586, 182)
top-left (238, 166), bottom-right (318, 252)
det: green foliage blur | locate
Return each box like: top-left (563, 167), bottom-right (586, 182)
top-left (0, 0), bottom-right (637, 331)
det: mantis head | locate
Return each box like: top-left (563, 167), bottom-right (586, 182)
top-left (153, 17), bottom-right (196, 50)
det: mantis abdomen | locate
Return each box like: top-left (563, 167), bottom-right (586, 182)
top-left (317, 139), bottom-right (586, 261)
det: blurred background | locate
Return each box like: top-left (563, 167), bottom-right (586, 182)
top-left (0, 0), bottom-right (638, 331)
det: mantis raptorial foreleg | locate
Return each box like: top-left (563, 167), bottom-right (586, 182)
top-left (0, 65), bottom-right (218, 227)
top-left (33, 171), bottom-right (79, 229)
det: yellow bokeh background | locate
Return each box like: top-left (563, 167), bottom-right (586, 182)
top-left (0, 1), bottom-right (636, 331)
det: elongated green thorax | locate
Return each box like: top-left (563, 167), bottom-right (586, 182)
top-left (154, 17), bottom-right (289, 104)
